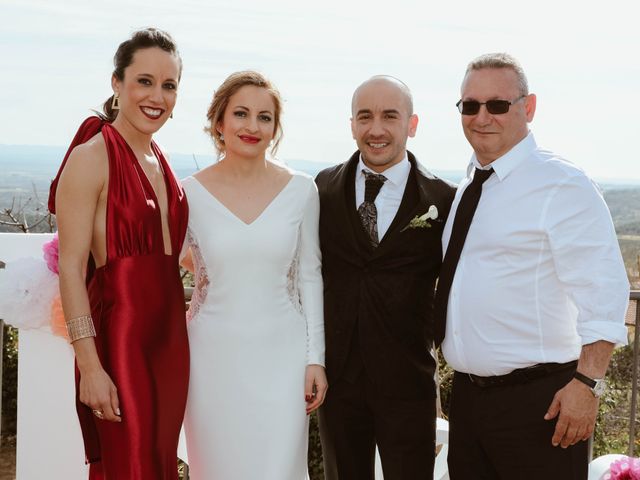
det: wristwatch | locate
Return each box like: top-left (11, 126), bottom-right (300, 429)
top-left (574, 371), bottom-right (607, 397)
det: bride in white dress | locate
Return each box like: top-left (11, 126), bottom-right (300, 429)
top-left (181, 71), bottom-right (327, 479)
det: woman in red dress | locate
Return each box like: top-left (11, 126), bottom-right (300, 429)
top-left (49, 28), bottom-right (189, 479)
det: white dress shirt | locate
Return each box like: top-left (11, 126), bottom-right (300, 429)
top-left (355, 154), bottom-right (411, 240)
top-left (441, 133), bottom-right (629, 376)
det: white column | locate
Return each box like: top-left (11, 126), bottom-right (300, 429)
top-left (0, 233), bottom-right (88, 479)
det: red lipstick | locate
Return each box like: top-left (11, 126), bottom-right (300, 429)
top-left (239, 135), bottom-right (260, 144)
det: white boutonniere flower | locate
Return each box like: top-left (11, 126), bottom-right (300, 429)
top-left (401, 205), bottom-right (439, 232)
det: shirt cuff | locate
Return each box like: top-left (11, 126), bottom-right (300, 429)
top-left (578, 321), bottom-right (629, 347)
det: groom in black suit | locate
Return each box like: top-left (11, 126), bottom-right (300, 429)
top-left (316, 76), bottom-right (455, 479)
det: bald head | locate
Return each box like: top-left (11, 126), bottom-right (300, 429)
top-left (351, 75), bottom-right (414, 116)
top-left (350, 75), bottom-right (418, 173)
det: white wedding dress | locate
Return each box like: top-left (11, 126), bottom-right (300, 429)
top-left (182, 171), bottom-right (325, 480)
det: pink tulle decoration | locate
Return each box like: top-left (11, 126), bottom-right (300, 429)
top-left (609, 456), bottom-right (640, 480)
top-left (42, 233), bottom-right (59, 275)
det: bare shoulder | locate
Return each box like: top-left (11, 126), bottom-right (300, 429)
top-left (59, 132), bottom-right (108, 187)
top-left (66, 133), bottom-right (108, 173)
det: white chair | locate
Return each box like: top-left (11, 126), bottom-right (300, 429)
top-left (588, 453), bottom-right (627, 480)
top-left (374, 417), bottom-right (450, 479)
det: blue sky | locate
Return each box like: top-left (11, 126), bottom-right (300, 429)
top-left (0, 0), bottom-right (638, 180)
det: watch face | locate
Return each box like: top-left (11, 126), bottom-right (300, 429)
top-left (594, 380), bottom-right (607, 397)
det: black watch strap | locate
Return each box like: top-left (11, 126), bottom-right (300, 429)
top-left (574, 371), bottom-right (596, 388)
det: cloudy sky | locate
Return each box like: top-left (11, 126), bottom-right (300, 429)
top-left (1, 0), bottom-right (638, 180)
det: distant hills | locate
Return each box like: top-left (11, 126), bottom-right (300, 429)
top-left (0, 144), bottom-right (465, 192)
top-left (2, 142), bottom-right (638, 204)
top-left (3, 143), bottom-right (640, 189)
top-left (1, 144), bottom-right (639, 285)
top-left (0, 144), bottom-right (466, 214)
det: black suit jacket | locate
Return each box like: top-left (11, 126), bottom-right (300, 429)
top-left (316, 151), bottom-right (455, 399)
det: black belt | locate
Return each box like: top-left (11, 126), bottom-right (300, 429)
top-left (465, 360), bottom-right (578, 388)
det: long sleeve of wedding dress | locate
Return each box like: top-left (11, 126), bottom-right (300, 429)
top-left (182, 171), bottom-right (322, 480)
top-left (294, 180), bottom-right (325, 366)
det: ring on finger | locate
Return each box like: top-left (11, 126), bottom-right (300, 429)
top-left (92, 409), bottom-right (104, 419)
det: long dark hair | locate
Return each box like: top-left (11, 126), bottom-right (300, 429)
top-left (102, 28), bottom-right (182, 122)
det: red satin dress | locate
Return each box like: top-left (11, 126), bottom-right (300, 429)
top-left (49, 117), bottom-right (190, 479)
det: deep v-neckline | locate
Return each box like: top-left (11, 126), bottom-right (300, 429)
top-left (108, 126), bottom-right (174, 254)
top-left (191, 175), bottom-right (295, 226)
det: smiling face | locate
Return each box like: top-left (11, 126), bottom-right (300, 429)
top-left (217, 85), bottom-right (276, 161)
top-left (111, 47), bottom-right (180, 136)
top-left (350, 78), bottom-right (418, 173)
top-left (460, 67), bottom-right (536, 165)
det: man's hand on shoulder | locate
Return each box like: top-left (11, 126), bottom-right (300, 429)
top-left (544, 378), bottom-right (598, 448)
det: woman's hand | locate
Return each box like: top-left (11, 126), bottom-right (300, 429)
top-left (304, 364), bottom-right (328, 415)
top-left (79, 366), bottom-right (121, 422)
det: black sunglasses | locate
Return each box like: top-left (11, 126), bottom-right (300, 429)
top-left (456, 95), bottom-right (526, 115)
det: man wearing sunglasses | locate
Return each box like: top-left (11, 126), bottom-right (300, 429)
top-left (435, 53), bottom-right (628, 479)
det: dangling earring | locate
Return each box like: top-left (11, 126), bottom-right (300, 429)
top-left (219, 133), bottom-right (224, 142)
top-left (111, 94), bottom-right (120, 110)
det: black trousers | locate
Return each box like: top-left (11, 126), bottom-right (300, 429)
top-left (319, 371), bottom-right (436, 480)
top-left (448, 368), bottom-right (589, 480)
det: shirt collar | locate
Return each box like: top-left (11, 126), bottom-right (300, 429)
top-left (469, 131), bottom-right (537, 182)
top-left (358, 152), bottom-right (410, 187)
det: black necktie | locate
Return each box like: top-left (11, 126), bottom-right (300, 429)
top-left (358, 170), bottom-right (387, 248)
top-left (434, 168), bottom-right (494, 346)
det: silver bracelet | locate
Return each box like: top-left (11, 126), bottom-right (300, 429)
top-left (66, 314), bottom-right (96, 343)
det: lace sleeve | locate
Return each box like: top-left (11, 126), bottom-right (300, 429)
top-left (185, 229), bottom-right (210, 323)
top-left (287, 229), bottom-right (303, 315)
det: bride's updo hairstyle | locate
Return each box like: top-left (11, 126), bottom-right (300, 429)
top-left (102, 28), bottom-right (182, 122)
top-left (205, 71), bottom-right (283, 157)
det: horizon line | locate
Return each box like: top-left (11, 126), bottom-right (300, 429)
top-left (2, 143), bottom-right (640, 186)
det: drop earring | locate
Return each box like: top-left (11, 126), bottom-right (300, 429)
top-left (111, 94), bottom-right (120, 110)
top-left (219, 133), bottom-right (224, 142)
